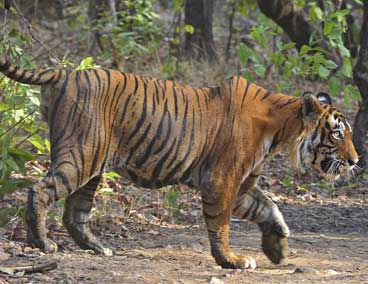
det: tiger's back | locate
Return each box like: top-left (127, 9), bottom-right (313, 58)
top-left (46, 69), bottom-right (226, 189)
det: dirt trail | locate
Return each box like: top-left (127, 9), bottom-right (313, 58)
top-left (1, 193), bottom-right (367, 284)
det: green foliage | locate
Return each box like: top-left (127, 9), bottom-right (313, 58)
top-left (98, 172), bottom-right (122, 196)
top-left (160, 186), bottom-right (184, 218)
top-left (96, 0), bottom-right (163, 58)
top-left (280, 177), bottom-right (310, 194)
top-left (76, 57), bottom-right (100, 70)
top-left (0, 45), bottom-right (46, 197)
top-left (184, 24), bottom-right (195, 35)
top-left (238, 1), bottom-right (360, 103)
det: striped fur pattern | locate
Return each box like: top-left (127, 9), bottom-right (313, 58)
top-left (0, 57), bottom-right (358, 269)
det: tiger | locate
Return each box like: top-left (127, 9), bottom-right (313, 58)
top-left (0, 57), bottom-right (358, 269)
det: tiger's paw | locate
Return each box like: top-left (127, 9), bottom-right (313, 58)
top-left (28, 237), bottom-right (58, 253)
top-left (102, 247), bottom-right (113, 256)
top-left (259, 221), bottom-right (290, 264)
top-left (215, 253), bottom-right (257, 269)
top-left (85, 244), bottom-right (114, 256)
top-left (231, 255), bottom-right (257, 269)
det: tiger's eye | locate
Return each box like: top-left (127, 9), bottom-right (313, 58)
top-left (331, 131), bottom-right (343, 140)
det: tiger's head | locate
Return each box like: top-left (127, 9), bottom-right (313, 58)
top-left (293, 92), bottom-right (359, 182)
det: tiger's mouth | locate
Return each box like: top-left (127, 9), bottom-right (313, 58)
top-left (320, 158), bottom-right (356, 182)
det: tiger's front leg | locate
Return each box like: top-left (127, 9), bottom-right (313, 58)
top-left (202, 186), bottom-right (257, 269)
top-left (233, 184), bottom-right (290, 264)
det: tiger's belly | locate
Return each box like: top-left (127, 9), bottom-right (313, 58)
top-left (108, 150), bottom-right (200, 189)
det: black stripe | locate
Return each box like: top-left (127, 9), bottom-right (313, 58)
top-left (253, 87), bottom-right (262, 100)
top-left (128, 77), bottom-right (147, 140)
top-left (249, 201), bottom-right (261, 221)
top-left (70, 150), bottom-right (81, 187)
top-left (136, 101), bottom-right (169, 167)
top-left (71, 71), bottom-right (81, 121)
top-left (53, 172), bottom-right (73, 195)
top-left (261, 90), bottom-right (272, 101)
top-left (6, 65), bottom-right (19, 78)
top-left (164, 108), bottom-right (196, 183)
top-left (81, 70), bottom-right (91, 113)
top-left (152, 80), bottom-right (160, 115)
top-left (102, 69), bottom-right (112, 113)
top-left (152, 138), bottom-right (177, 178)
top-left (126, 123), bottom-right (152, 165)
top-left (153, 101), bottom-right (172, 155)
top-left (241, 80), bottom-right (250, 107)
top-left (241, 200), bottom-right (256, 219)
top-left (203, 210), bottom-right (219, 220)
top-left (180, 132), bottom-right (209, 183)
top-left (89, 132), bottom-right (102, 177)
top-left (279, 98), bottom-right (298, 108)
top-left (30, 69), bottom-right (52, 84)
top-left (49, 71), bottom-right (70, 127)
top-left (173, 84), bottom-right (179, 120)
top-left (250, 203), bottom-right (264, 222)
top-left (166, 92), bottom-right (188, 168)
top-left (77, 133), bottom-right (86, 185)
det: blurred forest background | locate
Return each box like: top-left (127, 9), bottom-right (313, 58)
top-left (0, 1), bottom-right (367, 283)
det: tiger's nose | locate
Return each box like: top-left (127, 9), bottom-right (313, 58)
top-left (347, 159), bottom-right (357, 166)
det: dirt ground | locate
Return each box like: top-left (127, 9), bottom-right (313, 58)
top-left (0, 155), bottom-right (367, 284)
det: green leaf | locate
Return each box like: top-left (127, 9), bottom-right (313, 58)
top-left (281, 42), bottom-right (296, 51)
top-left (313, 46), bottom-right (329, 54)
top-left (102, 171), bottom-right (121, 180)
top-left (241, 69), bottom-right (254, 82)
top-left (28, 134), bottom-right (46, 153)
top-left (328, 77), bottom-right (340, 97)
top-left (325, 60), bottom-right (338, 69)
top-left (254, 63), bottom-right (266, 78)
top-left (344, 84), bottom-right (361, 102)
top-left (44, 139), bottom-right (51, 153)
top-left (238, 44), bottom-right (250, 65)
top-left (310, 6), bottom-right (323, 21)
top-left (344, 88), bottom-right (351, 106)
top-left (76, 57), bottom-right (99, 70)
top-left (237, 2), bottom-right (247, 18)
top-left (5, 159), bottom-right (20, 172)
top-left (173, 0), bottom-right (183, 11)
top-left (300, 45), bottom-right (311, 55)
top-left (341, 57), bottom-right (353, 78)
top-left (323, 22), bottom-right (335, 36)
top-left (184, 24), bottom-right (194, 35)
top-left (8, 148), bottom-right (34, 161)
top-left (350, 86), bottom-right (362, 101)
top-left (338, 43), bottom-right (351, 57)
top-left (318, 65), bottom-right (330, 79)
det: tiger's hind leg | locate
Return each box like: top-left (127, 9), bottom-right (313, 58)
top-left (233, 184), bottom-right (290, 264)
top-left (26, 173), bottom-right (73, 253)
top-left (62, 176), bottom-right (112, 255)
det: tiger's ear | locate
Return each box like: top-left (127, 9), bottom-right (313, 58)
top-left (300, 92), bottom-right (323, 123)
top-left (316, 92), bottom-right (332, 105)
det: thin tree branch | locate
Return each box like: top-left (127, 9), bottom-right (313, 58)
top-left (10, 0), bottom-right (60, 63)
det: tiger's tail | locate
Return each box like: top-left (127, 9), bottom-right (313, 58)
top-left (0, 56), bottom-right (62, 85)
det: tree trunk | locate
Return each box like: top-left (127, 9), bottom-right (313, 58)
top-left (352, 1), bottom-right (368, 170)
top-left (184, 0), bottom-right (217, 61)
top-left (257, 0), bottom-right (313, 50)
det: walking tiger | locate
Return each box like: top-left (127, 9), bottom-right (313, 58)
top-left (0, 57), bottom-right (358, 269)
